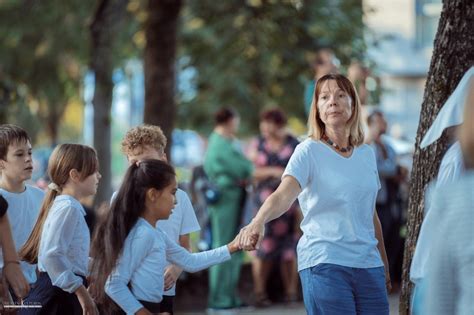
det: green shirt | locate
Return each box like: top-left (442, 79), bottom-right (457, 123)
top-left (204, 132), bottom-right (253, 188)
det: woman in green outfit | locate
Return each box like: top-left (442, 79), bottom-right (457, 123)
top-left (204, 107), bottom-right (253, 310)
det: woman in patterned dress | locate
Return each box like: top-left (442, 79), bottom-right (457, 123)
top-left (247, 108), bottom-right (301, 306)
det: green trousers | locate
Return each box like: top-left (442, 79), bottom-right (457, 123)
top-left (208, 187), bottom-right (244, 309)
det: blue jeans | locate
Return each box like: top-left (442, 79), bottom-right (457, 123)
top-left (299, 263), bottom-right (389, 315)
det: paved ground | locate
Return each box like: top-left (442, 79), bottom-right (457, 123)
top-left (177, 294), bottom-right (399, 314)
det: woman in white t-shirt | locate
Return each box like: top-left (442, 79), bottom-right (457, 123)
top-left (239, 73), bottom-right (390, 314)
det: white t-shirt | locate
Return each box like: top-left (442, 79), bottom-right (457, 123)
top-left (111, 188), bottom-right (200, 296)
top-left (283, 139), bottom-right (383, 271)
top-left (105, 218), bottom-right (230, 315)
top-left (156, 188), bottom-right (200, 295)
top-left (0, 185), bottom-right (44, 284)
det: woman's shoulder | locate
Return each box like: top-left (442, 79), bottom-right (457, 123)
top-left (356, 143), bottom-right (376, 156)
top-left (295, 137), bottom-right (325, 153)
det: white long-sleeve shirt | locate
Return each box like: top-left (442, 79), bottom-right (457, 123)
top-left (410, 142), bottom-right (465, 283)
top-left (425, 173), bottom-right (474, 315)
top-left (38, 195), bottom-right (90, 293)
top-left (105, 218), bottom-right (230, 315)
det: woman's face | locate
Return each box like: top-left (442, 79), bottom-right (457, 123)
top-left (317, 80), bottom-right (353, 128)
top-left (227, 116), bottom-right (240, 135)
top-left (259, 120), bottom-right (281, 139)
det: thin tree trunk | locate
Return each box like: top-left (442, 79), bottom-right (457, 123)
top-left (90, 0), bottom-right (128, 206)
top-left (144, 0), bottom-right (183, 157)
top-left (399, 1), bottom-right (474, 313)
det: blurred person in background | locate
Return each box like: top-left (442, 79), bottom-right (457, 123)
top-left (204, 107), bottom-right (253, 311)
top-left (422, 75), bottom-right (474, 315)
top-left (247, 108), bottom-right (301, 307)
top-left (348, 61), bottom-right (369, 106)
top-left (410, 67), bottom-right (473, 314)
top-left (304, 49), bottom-right (339, 115)
top-left (366, 110), bottom-right (407, 291)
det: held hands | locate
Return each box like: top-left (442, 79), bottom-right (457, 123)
top-left (163, 265), bottom-right (182, 291)
top-left (237, 219), bottom-right (265, 251)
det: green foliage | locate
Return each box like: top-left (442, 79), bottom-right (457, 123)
top-left (180, 0), bottom-right (365, 134)
top-left (0, 0), bottom-right (96, 143)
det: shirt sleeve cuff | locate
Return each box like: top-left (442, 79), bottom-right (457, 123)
top-left (53, 271), bottom-right (83, 293)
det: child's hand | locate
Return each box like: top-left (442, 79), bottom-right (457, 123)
top-left (238, 220), bottom-right (264, 251)
top-left (136, 308), bottom-right (152, 315)
top-left (228, 229), bottom-right (259, 253)
top-left (3, 260), bottom-right (30, 299)
top-left (163, 265), bottom-right (182, 291)
top-left (75, 285), bottom-right (99, 315)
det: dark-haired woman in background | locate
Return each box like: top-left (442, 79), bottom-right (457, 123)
top-left (204, 107), bottom-right (253, 310)
top-left (247, 108), bottom-right (301, 306)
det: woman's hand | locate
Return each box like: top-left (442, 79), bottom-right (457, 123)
top-left (3, 261), bottom-right (30, 299)
top-left (75, 285), bottom-right (99, 315)
top-left (228, 228), bottom-right (259, 253)
top-left (385, 272), bottom-right (392, 294)
top-left (238, 219), bottom-right (265, 251)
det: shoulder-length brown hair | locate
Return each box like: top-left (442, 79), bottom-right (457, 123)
top-left (307, 73), bottom-right (365, 146)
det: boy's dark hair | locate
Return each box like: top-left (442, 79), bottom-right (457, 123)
top-left (0, 124), bottom-right (31, 160)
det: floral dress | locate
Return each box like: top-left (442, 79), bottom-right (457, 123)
top-left (252, 134), bottom-right (300, 261)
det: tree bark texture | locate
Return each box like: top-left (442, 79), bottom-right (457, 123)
top-left (399, 1), bottom-right (474, 314)
top-left (90, 0), bottom-right (128, 206)
top-left (144, 0), bottom-right (182, 157)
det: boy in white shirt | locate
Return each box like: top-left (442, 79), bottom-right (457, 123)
top-left (0, 124), bottom-right (45, 298)
top-left (119, 125), bottom-right (200, 315)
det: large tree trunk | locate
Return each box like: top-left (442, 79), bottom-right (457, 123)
top-left (90, 0), bottom-right (128, 206)
top-left (399, 1), bottom-right (474, 313)
top-left (144, 0), bottom-right (182, 157)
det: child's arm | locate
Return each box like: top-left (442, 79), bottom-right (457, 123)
top-left (163, 191), bottom-right (201, 291)
top-left (105, 230), bottom-right (153, 315)
top-left (0, 215), bottom-right (30, 299)
top-left (162, 234), bottom-right (190, 291)
top-left (164, 230), bottom-right (248, 273)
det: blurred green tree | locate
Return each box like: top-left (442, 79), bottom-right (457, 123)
top-left (0, 0), bottom-right (95, 144)
top-left (179, 0), bottom-right (365, 135)
top-left (144, 0), bottom-right (183, 158)
top-left (89, 0), bottom-right (130, 206)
